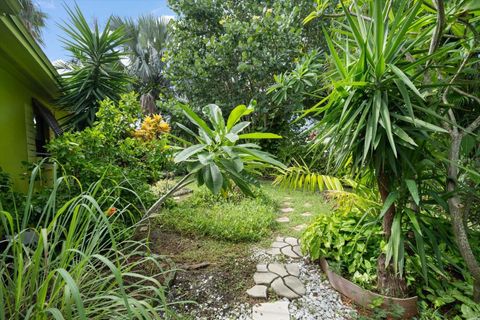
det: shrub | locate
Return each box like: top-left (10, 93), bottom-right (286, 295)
top-left (157, 188), bottom-right (277, 242)
top-left (0, 165), bottom-right (176, 319)
top-left (48, 92), bottom-right (173, 213)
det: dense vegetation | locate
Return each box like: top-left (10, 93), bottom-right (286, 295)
top-left (4, 0), bottom-right (480, 318)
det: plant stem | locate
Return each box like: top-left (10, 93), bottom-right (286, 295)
top-left (145, 173), bottom-right (195, 218)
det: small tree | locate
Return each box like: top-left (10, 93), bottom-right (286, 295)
top-left (146, 102), bottom-right (285, 216)
top-left (58, 5), bottom-right (131, 130)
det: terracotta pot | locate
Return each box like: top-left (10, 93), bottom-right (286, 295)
top-left (319, 258), bottom-right (418, 319)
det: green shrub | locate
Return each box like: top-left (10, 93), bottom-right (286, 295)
top-left (158, 188), bottom-right (277, 242)
top-left (48, 92), bottom-right (173, 213)
top-left (0, 165), bottom-right (177, 319)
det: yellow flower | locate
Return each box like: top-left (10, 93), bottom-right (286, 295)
top-left (159, 121), bottom-right (171, 133)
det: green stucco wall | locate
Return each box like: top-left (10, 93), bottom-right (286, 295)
top-left (0, 66), bottom-right (55, 191)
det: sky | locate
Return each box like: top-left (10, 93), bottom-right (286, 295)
top-left (35, 0), bottom-right (175, 61)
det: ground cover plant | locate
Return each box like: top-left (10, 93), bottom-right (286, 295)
top-left (0, 164), bottom-right (177, 319)
top-left (158, 187), bottom-right (276, 242)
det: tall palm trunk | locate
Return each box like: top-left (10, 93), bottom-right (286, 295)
top-left (376, 170), bottom-right (408, 297)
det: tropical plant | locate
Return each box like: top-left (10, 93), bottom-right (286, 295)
top-left (296, 0), bottom-right (451, 296)
top-left (48, 93), bottom-right (172, 211)
top-left (146, 101), bottom-right (285, 216)
top-left (19, 0), bottom-right (47, 45)
top-left (112, 15), bottom-right (171, 114)
top-left (0, 163), bottom-right (177, 319)
top-left (58, 5), bottom-right (131, 130)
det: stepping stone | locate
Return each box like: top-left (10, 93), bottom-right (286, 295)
top-left (284, 237), bottom-right (299, 246)
top-left (271, 278), bottom-right (300, 299)
top-left (286, 263), bottom-right (300, 277)
top-left (276, 236), bottom-right (285, 242)
top-left (283, 197), bottom-right (292, 201)
top-left (266, 247), bottom-right (281, 256)
top-left (280, 207), bottom-right (294, 213)
top-left (303, 202), bottom-right (312, 208)
top-left (292, 224), bottom-right (307, 231)
top-left (301, 212), bottom-right (312, 217)
top-left (271, 241), bottom-right (289, 248)
top-left (252, 301), bottom-right (290, 320)
top-left (284, 275), bottom-right (306, 296)
top-left (276, 217), bottom-right (290, 223)
top-left (292, 245), bottom-right (302, 256)
top-left (268, 263), bottom-right (289, 277)
top-left (256, 264), bottom-right (268, 272)
top-left (281, 246), bottom-right (302, 259)
top-left (254, 272), bottom-right (278, 285)
top-left (247, 285), bottom-right (268, 299)
top-left (282, 202), bottom-right (293, 207)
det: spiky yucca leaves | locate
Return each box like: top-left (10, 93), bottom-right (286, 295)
top-left (58, 5), bottom-right (131, 130)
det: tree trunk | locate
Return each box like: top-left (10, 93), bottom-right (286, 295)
top-left (376, 171), bottom-right (408, 297)
top-left (447, 132), bottom-right (480, 302)
top-left (140, 92), bottom-right (158, 115)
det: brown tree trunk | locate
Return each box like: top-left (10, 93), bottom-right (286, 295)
top-left (376, 171), bottom-right (408, 297)
top-left (140, 92), bottom-right (158, 115)
top-left (447, 131), bottom-right (480, 302)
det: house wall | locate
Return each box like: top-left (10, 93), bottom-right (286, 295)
top-left (0, 66), bottom-right (56, 191)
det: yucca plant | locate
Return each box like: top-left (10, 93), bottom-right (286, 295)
top-left (146, 102), bottom-right (285, 216)
top-left (0, 162), bottom-right (178, 319)
top-left (303, 0), bottom-right (446, 296)
top-left (58, 5), bottom-right (131, 130)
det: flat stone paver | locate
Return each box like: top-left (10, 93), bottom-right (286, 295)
top-left (280, 207), bottom-right (294, 213)
top-left (284, 275), bottom-right (306, 296)
top-left (247, 285), bottom-right (268, 299)
top-left (282, 202), bottom-right (293, 207)
top-left (268, 237), bottom-right (303, 259)
top-left (276, 217), bottom-right (290, 223)
top-left (252, 301), bottom-right (290, 320)
top-left (303, 202), bottom-right (312, 208)
top-left (271, 278), bottom-right (300, 299)
top-left (301, 212), bottom-right (312, 217)
top-left (268, 263), bottom-right (289, 277)
top-left (286, 263), bottom-right (300, 277)
top-left (254, 272), bottom-right (278, 285)
top-left (293, 224), bottom-right (307, 231)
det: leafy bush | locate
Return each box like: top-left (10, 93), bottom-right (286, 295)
top-left (157, 188), bottom-right (277, 242)
top-left (0, 165), bottom-right (176, 319)
top-left (48, 92), bottom-right (173, 213)
top-left (301, 189), bottom-right (480, 318)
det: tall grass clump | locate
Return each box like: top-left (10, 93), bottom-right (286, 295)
top-left (0, 162), bottom-right (178, 319)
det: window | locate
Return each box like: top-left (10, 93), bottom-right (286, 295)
top-left (31, 99), bottom-right (63, 157)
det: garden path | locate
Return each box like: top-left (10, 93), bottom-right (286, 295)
top-left (244, 199), bottom-right (355, 320)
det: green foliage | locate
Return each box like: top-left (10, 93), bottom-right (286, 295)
top-left (58, 5), bottom-right (131, 130)
top-left (112, 15), bottom-right (171, 114)
top-left (301, 191), bottom-right (383, 289)
top-left (173, 102), bottom-right (285, 196)
top-left (158, 187), bottom-right (276, 242)
top-left (19, 0), bottom-right (47, 45)
top-left (166, 0), bottom-right (321, 145)
top-left (48, 93), bottom-right (172, 214)
top-left (0, 164), bottom-right (176, 319)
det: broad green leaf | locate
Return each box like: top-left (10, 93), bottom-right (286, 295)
top-left (180, 104), bottom-right (214, 137)
top-left (174, 144), bottom-right (206, 163)
top-left (238, 133), bottom-right (282, 139)
top-left (203, 104), bottom-right (225, 131)
top-left (380, 191), bottom-right (398, 217)
top-left (227, 105), bottom-right (249, 130)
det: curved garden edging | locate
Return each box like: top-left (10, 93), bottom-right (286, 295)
top-left (319, 258), bottom-right (418, 319)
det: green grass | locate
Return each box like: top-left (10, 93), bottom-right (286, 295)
top-left (157, 187), bottom-right (278, 242)
top-left (260, 181), bottom-right (332, 239)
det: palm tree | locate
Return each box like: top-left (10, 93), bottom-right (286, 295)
top-left (58, 5), bottom-right (131, 130)
top-left (19, 0), bottom-right (47, 45)
top-left (112, 15), bottom-right (171, 114)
